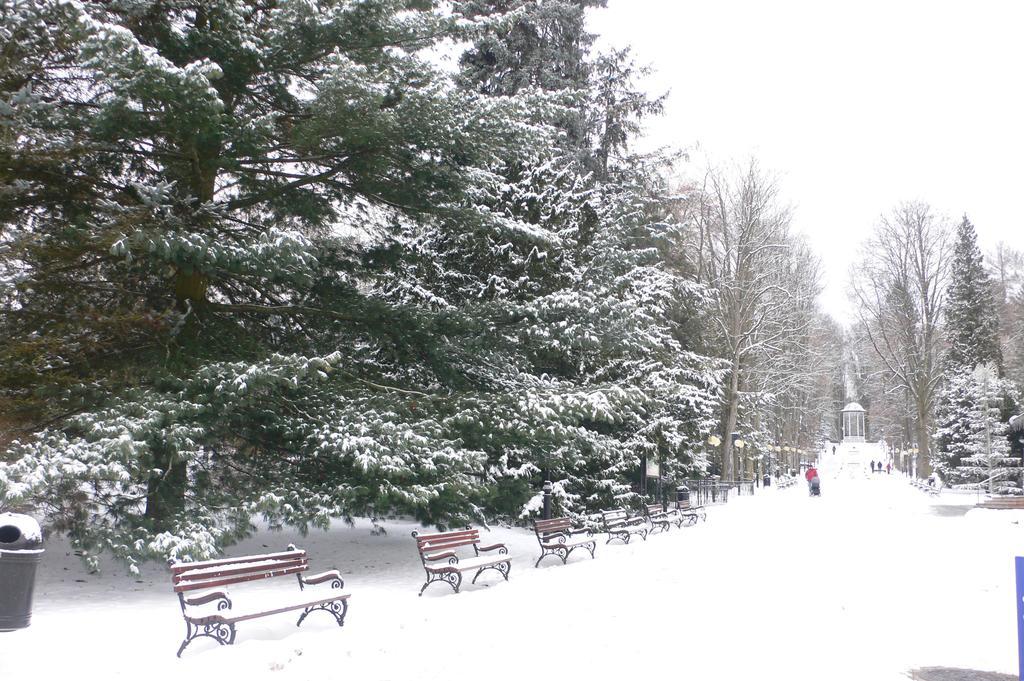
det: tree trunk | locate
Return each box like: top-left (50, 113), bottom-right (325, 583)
top-left (174, 269), bottom-right (209, 307)
top-left (144, 442), bottom-right (188, 531)
top-left (143, 142), bottom-right (219, 524)
top-left (915, 408), bottom-right (932, 478)
top-left (722, 363), bottom-right (740, 480)
top-left (173, 139), bottom-right (219, 309)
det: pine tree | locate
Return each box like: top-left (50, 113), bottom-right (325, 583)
top-left (448, 4), bottom-right (722, 516)
top-left (934, 216), bottom-right (1009, 486)
top-left (0, 0), bottom-right (566, 566)
top-left (944, 217), bottom-right (1002, 370)
top-left (937, 365), bottom-right (1016, 491)
top-left (0, 0), bottom-right (723, 566)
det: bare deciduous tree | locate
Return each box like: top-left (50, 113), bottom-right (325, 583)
top-left (851, 202), bottom-right (951, 477)
top-left (683, 161), bottom-right (822, 479)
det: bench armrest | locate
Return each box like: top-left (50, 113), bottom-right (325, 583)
top-left (424, 551), bottom-right (459, 563)
top-left (476, 543), bottom-right (508, 554)
top-left (301, 569), bottom-right (344, 588)
top-left (184, 590), bottom-right (232, 609)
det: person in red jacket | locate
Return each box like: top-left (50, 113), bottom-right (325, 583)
top-left (805, 465), bottom-right (820, 495)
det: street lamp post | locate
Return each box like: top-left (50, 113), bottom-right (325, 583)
top-left (708, 434), bottom-right (721, 471)
top-left (542, 480), bottom-right (552, 520)
top-left (732, 434), bottom-right (747, 489)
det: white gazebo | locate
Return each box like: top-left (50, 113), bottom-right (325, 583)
top-left (841, 402), bottom-right (866, 443)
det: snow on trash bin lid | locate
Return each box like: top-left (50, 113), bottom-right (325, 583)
top-left (0, 513), bottom-right (43, 549)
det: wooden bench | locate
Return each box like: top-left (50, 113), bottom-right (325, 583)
top-left (977, 496), bottom-right (1024, 509)
top-left (533, 517), bottom-right (597, 567)
top-left (676, 498), bottom-right (706, 524)
top-left (911, 478), bottom-right (940, 496)
top-left (642, 503), bottom-right (681, 533)
top-left (169, 545), bottom-right (349, 657)
top-left (600, 509), bottom-right (648, 544)
top-left (412, 527), bottom-right (511, 595)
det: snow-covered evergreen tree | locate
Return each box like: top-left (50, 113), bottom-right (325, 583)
top-left (934, 216), bottom-right (1011, 486)
top-left (0, 0), bottom-right (566, 565)
top-left (446, 2), bottom-right (722, 516)
top-left (944, 217), bottom-right (1002, 370)
top-left (0, 0), bottom-right (722, 566)
top-left (936, 365), bottom-right (1016, 491)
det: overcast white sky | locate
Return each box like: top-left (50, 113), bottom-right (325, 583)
top-left (588, 0), bottom-right (1024, 322)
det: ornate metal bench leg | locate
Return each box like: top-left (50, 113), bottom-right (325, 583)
top-left (297, 598), bottom-right (348, 627)
top-left (474, 560), bottom-right (511, 584)
top-left (420, 571), bottom-right (461, 595)
top-left (176, 621), bottom-right (195, 658)
top-left (586, 541), bottom-right (596, 559)
top-left (177, 621), bottom-right (235, 657)
top-left (536, 547), bottom-right (563, 567)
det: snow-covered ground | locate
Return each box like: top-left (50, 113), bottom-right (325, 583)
top-left (3, 455), bottom-right (1020, 680)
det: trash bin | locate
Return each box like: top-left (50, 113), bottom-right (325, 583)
top-left (763, 474), bottom-right (771, 487)
top-left (676, 486), bottom-right (690, 504)
top-left (0, 513), bottom-right (44, 631)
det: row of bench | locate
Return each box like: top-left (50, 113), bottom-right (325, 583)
top-left (776, 477), bottom-right (797, 489)
top-left (414, 500), bottom-right (707, 596)
top-left (597, 501), bottom-right (706, 546)
top-left (168, 500), bottom-right (708, 656)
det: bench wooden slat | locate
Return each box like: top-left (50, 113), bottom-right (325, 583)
top-left (535, 518), bottom-right (571, 532)
top-left (174, 557), bottom-right (309, 585)
top-left (414, 529), bottom-right (478, 543)
top-left (417, 532), bottom-right (479, 548)
top-left (417, 533), bottom-right (478, 547)
top-left (169, 549), bottom-right (306, 575)
top-left (417, 537), bottom-right (478, 553)
top-left (174, 564), bottom-right (310, 593)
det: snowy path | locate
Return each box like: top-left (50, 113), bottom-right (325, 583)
top-left (3, 472), bottom-right (1019, 680)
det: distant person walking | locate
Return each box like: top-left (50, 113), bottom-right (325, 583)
top-left (870, 460), bottom-right (876, 473)
top-left (886, 462), bottom-right (891, 475)
top-left (832, 445), bottom-right (836, 456)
